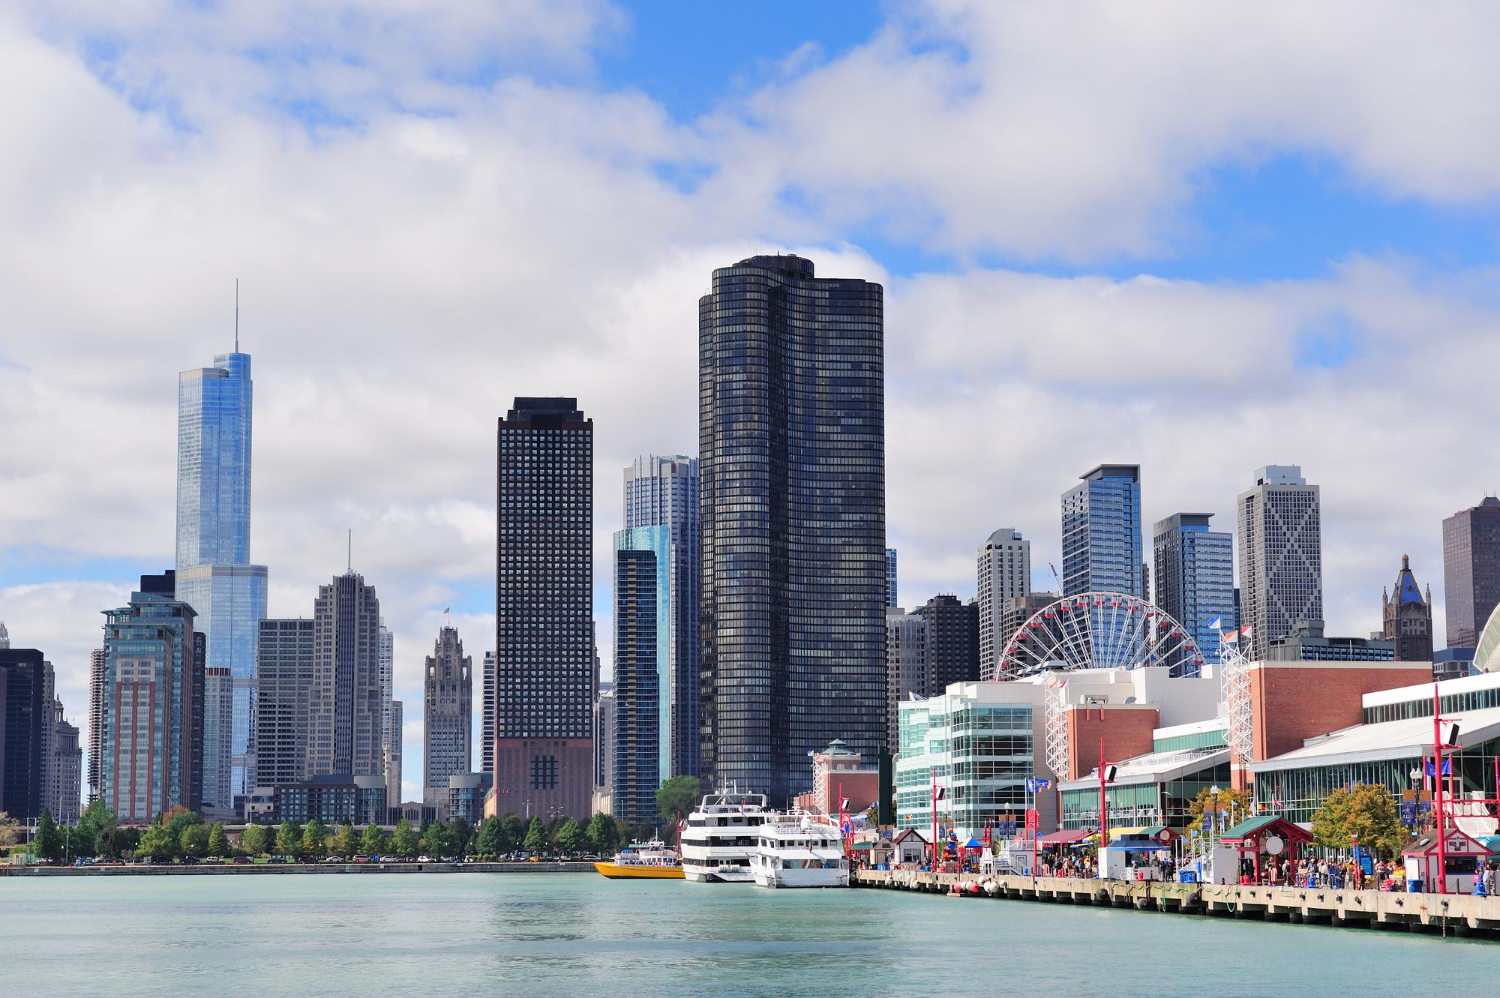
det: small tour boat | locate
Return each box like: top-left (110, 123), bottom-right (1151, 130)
top-left (594, 839), bottom-right (684, 879)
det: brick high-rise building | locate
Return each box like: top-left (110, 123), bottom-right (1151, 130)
top-left (495, 398), bottom-right (594, 820)
top-left (100, 572), bottom-right (205, 822)
top-left (700, 254), bottom-right (886, 804)
top-left (1443, 497), bottom-right (1500, 648)
top-left (1383, 555), bottom-right (1434, 662)
top-left (1237, 466), bottom-right (1322, 662)
top-left (423, 625), bottom-right (472, 805)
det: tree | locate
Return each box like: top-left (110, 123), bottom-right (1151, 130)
top-left (586, 812), bottom-right (619, 855)
top-left (423, 821), bottom-right (455, 858)
top-left (656, 776), bottom-right (700, 844)
top-left (302, 819), bottom-right (329, 858)
top-left (75, 800), bottom-right (117, 858)
top-left (180, 824), bottom-right (210, 859)
top-left (207, 824), bottom-right (231, 858)
top-left (275, 821), bottom-right (302, 859)
top-left (1185, 786), bottom-right (1255, 832)
top-left (450, 817), bottom-right (473, 856)
top-left (360, 822), bottom-right (389, 857)
top-left (35, 808), bottom-right (63, 863)
top-left (499, 813), bottom-right (525, 854)
top-left (105, 826), bottom-right (139, 859)
top-left (137, 822), bottom-right (177, 863)
top-left (331, 822), bottom-right (357, 859)
top-left (475, 817), bottom-right (503, 858)
top-left (0, 811), bottom-right (20, 849)
top-left (239, 824), bottom-right (269, 857)
top-left (391, 818), bottom-right (419, 859)
top-left (1312, 783), bottom-right (1406, 859)
top-left (554, 818), bottom-right (586, 856)
top-left (523, 816), bottom-right (547, 855)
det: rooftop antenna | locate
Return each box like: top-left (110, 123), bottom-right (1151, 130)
top-left (347, 528), bottom-right (352, 573)
top-left (234, 278), bottom-right (240, 352)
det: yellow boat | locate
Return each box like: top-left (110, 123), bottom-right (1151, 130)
top-left (595, 840), bottom-right (684, 879)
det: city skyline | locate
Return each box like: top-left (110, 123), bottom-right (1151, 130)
top-left (11, 4), bottom-right (1500, 804)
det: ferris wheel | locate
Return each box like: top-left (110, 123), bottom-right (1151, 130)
top-left (991, 591), bottom-right (1204, 682)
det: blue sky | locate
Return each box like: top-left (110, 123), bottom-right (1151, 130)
top-left (7, 2), bottom-right (1500, 802)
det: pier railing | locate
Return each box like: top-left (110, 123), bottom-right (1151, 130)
top-left (853, 868), bottom-right (1500, 936)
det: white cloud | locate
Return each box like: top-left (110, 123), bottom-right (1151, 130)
top-left (712, 2), bottom-right (1500, 259)
top-left (5, 1), bottom-right (1500, 743)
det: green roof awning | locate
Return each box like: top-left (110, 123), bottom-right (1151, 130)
top-left (1220, 815), bottom-right (1280, 839)
top-left (1141, 825), bottom-right (1171, 839)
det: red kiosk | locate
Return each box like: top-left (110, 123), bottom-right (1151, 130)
top-left (1403, 828), bottom-right (1489, 894)
top-left (1218, 816), bottom-right (1313, 885)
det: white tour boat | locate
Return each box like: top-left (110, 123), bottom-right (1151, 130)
top-left (749, 809), bottom-right (849, 888)
top-left (680, 788), bottom-right (769, 883)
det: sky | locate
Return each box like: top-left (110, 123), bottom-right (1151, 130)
top-left (6, 1), bottom-right (1500, 804)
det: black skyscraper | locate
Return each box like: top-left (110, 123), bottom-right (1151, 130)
top-left (1443, 497), bottom-right (1500, 648)
top-left (918, 595), bottom-right (980, 693)
top-left (495, 397), bottom-right (594, 820)
top-left (700, 254), bottom-right (886, 804)
top-left (0, 649), bottom-right (46, 820)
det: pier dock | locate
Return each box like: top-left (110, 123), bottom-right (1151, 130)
top-left (854, 869), bottom-right (1500, 937)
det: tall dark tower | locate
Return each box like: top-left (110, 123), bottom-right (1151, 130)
top-left (700, 255), bottom-right (886, 804)
top-left (495, 398), bottom-right (594, 820)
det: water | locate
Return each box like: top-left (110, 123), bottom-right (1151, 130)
top-left (3, 873), bottom-right (1497, 997)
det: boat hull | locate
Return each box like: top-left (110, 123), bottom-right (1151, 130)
top-left (594, 862), bottom-right (684, 880)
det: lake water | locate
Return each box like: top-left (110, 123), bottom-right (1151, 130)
top-left (3, 873), bottom-right (1497, 997)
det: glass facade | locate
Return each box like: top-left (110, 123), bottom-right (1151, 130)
top-left (1152, 513), bottom-right (1235, 670)
top-left (623, 455), bottom-right (701, 778)
top-left (1254, 742), bottom-right (1500, 825)
top-left (886, 548), bottom-right (898, 608)
top-left (1059, 758), bottom-right (1230, 829)
top-left (895, 696), bottom-right (1033, 838)
top-left (175, 350), bottom-right (266, 805)
top-left (613, 526), bottom-right (671, 822)
top-left (1062, 465), bottom-right (1142, 598)
top-left (700, 255), bottom-right (886, 804)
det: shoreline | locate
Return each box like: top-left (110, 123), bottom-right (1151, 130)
top-left (4, 861), bottom-right (596, 877)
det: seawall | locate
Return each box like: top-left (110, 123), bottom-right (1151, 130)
top-left (855, 869), bottom-right (1500, 938)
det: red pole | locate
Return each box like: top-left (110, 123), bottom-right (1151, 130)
top-left (931, 767), bottom-right (938, 871)
top-left (1434, 683), bottom-right (1446, 895)
top-left (1098, 737), bottom-right (1108, 879)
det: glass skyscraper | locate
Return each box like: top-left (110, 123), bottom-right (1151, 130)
top-left (1153, 513), bottom-right (1236, 669)
top-left (622, 454), bottom-right (700, 778)
top-left (175, 349), bottom-right (267, 806)
top-left (700, 254), bottom-right (886, 805)
top-left (612, 525), bottom-right (671, 822)
top-left (1061, 464), bottom-right (1143, 597)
